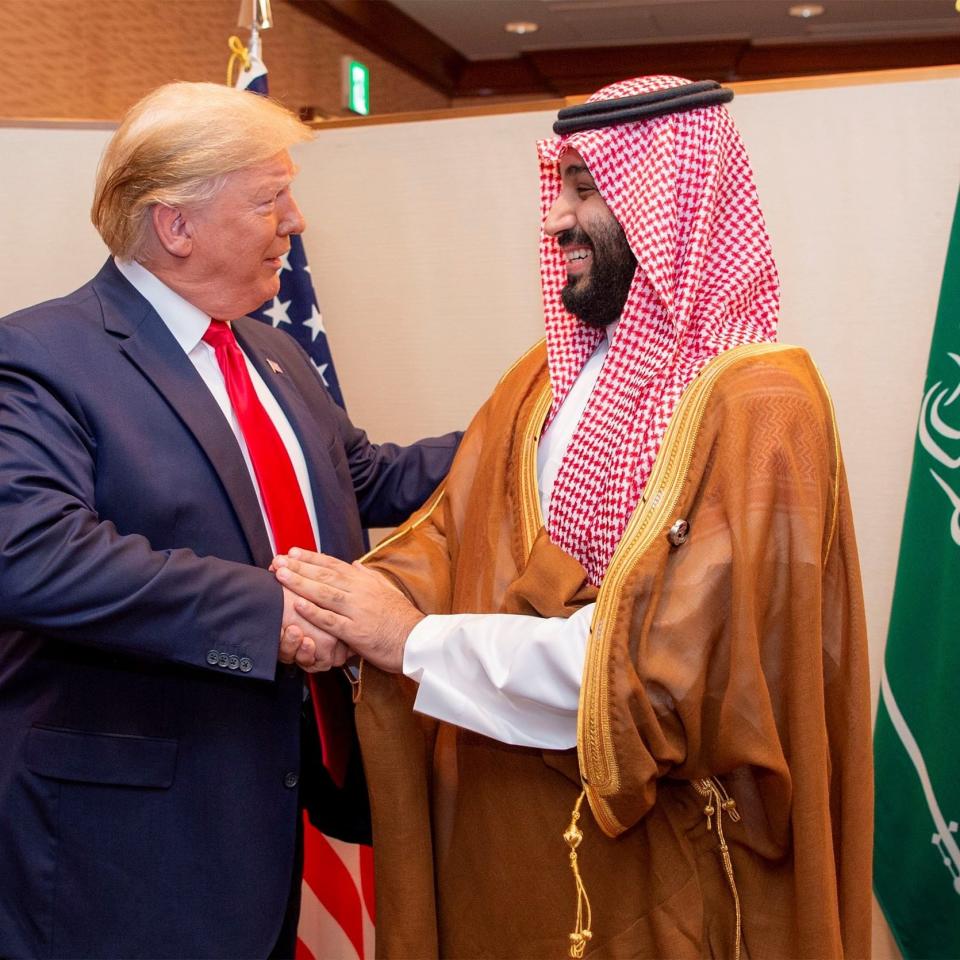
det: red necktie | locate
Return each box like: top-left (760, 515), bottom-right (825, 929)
top-left (203, 320), bottom-right (349, 786)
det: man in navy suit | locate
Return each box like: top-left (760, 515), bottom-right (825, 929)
top-left (0, 81), bottom-right (457, 959)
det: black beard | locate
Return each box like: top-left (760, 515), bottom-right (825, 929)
top-left (558, 222), bottom-right (637, 328)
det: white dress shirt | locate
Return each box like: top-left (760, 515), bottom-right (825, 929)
top-left (402, 331), bottom-right (613, 749)
top-left (114, 258), bottom-right (321, 552)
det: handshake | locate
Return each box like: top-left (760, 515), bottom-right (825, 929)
top-left (273, 549), bottom-right (423, 675)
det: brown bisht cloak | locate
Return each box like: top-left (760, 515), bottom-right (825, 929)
top-left (355, 342), bottom-right (872, 959)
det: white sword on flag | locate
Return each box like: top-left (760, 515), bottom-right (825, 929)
top-left (881, 669), bottom-right (960, 894)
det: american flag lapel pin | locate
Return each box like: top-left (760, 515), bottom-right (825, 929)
top-left (266, 358), bottom-right (284, 375)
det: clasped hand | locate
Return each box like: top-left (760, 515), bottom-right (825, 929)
top-left (273, 549), bottom-right (423, 674)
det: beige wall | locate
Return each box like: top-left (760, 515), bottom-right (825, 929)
top-left (0, 0), bottom-right (447, 120)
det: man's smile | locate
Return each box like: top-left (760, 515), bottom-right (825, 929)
top-left (562, 243), bottom-right (593, 277)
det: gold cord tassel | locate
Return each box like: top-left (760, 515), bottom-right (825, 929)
top-left (692, 778), bottom-right (742, 960)
top-left (226, 35), bottom-right (251, 87)
top-left (563, 790), bottom-right (593, 958)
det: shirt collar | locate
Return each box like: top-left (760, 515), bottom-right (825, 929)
top-left (114, 257), bottom-right (215, 355)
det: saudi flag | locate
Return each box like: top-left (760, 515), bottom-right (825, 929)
top-left (874, 187), bottom-right (960, 959)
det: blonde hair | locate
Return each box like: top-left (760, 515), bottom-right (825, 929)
top-left (92, 81), bottom-right (313, 260)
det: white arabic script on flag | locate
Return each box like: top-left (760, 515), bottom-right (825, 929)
top-left (882, 348), bottom-right (960, 896)
top-left (919, 352), bottom-right (960, 546)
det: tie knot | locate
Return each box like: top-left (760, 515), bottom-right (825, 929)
top-left (202, 320), bottom-right (237, 351)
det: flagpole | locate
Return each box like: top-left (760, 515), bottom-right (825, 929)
top-left (238, 0), bottom-right (272, 62)
top-left (248, 0), bottom-right (261, 63)
top-left (249, 22), bottom-right (260, 63)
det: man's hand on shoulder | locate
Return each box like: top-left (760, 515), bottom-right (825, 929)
top-left (272, 550), bottom-right (423, 674)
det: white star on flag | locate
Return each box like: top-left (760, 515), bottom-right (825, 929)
top-left (264, 296), bottom-right (292, 328)
top-left (279, 251), bottom-right (293, 272)
top-left (312, 360), bottom-right (329, 386)
top-left (303, 303), bottom-right (325, 341)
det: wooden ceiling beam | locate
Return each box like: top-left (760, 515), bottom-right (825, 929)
top-left (456, 41), bottom-right (748, 98)
top-left (736, 36), bottom-right (960, 80)
top-left (287, 3), bottom-right (960, 102)
top-left (454, 34), bottom-right (960, 98)
top-left (528, 41), bottom-right (749, 95)
top-left (288, 0), bottom-right (466, 94)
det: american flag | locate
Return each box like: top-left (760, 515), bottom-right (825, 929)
top-left (233, 44), bottom-right (375, 960)
top-left (236, 51), bottom-right (345, 409)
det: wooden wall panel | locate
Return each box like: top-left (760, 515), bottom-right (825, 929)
top-left (1, 0), bottom-right (448, 121)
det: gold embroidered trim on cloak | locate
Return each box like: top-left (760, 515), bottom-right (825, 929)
top-left (496, 337), bottom-right (547, 388)
top-left (355, 488), bottom-right (447, 697)
top-left (519, 382), bottom-right (552, 557)
top-left (808, 357), bottom-right (843, 564)
top-left (359, 488), bottom-right (446, 563)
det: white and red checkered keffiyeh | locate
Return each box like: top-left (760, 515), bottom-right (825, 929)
top-left (539, 75), bottom-right (780, 586)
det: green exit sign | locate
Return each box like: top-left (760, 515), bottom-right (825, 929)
top-left (342, 57), bottom-right (370, 116)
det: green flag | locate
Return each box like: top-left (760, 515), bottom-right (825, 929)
top-left (874, 186), bottom-right (960, 959)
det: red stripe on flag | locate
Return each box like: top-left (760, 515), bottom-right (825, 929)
top-left (359, 845), bottom-right (376, 923)
top-left (301, 813), bottom-right (365, 957)
top-left (294, 936), bottom-right (318, 960)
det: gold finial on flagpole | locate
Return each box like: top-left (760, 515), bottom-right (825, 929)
top-left (237, 0), bottom-right (272, 61)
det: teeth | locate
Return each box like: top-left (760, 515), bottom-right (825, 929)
top-left (567, 249), bottom-right (589, 262)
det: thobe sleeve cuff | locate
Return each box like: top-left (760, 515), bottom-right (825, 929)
top-left (401, 606), bottom-right (594, 750)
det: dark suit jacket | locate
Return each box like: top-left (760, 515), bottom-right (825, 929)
top-left (0, 259), bottom-right (458, 959)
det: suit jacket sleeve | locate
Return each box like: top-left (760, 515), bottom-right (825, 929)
top-left (0, 320), bottom-right (282, 680)
top-left (339, 405), bottom-right (461, 530)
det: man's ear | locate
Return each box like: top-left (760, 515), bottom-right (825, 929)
top-left (151, 203), bottom-right (193, 259)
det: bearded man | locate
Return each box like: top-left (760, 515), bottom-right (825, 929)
top-left (275, 77), bottom-right (873, 959)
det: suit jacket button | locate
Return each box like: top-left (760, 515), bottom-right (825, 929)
top-left (206, 650), bottom-right (219, 666)
top-left (239, 658), bottom-right (253, 673)
top-left (228, 655), bottom-right (240, 670)
top-left (218, 652), bottom-right (230, 668)
top-left (284, 772), bottom-right (299, 789)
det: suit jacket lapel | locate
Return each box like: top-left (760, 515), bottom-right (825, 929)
top-left (93, 261), bottom-right (273, 567)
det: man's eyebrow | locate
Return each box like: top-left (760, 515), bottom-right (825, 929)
top-left (265, 169), bottom-right (297, 192)
top-left (561, 164), bottom-right (592, 178)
